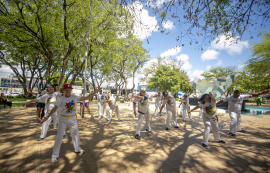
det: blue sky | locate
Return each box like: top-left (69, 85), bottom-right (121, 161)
top-left (126, 1), bottom-right (270, 86)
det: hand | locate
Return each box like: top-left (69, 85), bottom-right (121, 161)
top-left (132, 93), bottom-right (137, 98)
top-left (209, 92), bottom-right (213, 97)
top-left (188, 110), bottom-right (191, 114)
top-left (40, 117), bottom-right (48, 124)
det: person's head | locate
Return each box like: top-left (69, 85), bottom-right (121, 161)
top-left (1, 93), bottom-right (4, 96)
top-left (54, 84), bottom-right (60, 92)
top-left (183, 94), bottom-right (188, 98)
top-left (199, 94), bottom-right (211, 104)
top-left (158, 92), bottom-right (161, 96)
top-left (63, 84), bottom-right (73, 97)
top-left (47, 84), bottom-right (55, 94)
top-left (38, 89), bottom-right (42, 94)
top-left (140, 87), bottom-right (146, 96)
top-left (99, 89), bottom-right (103, 94)
top-left (163, 92), bottom-right (168, 97)
top-left (107, 92), bottom-right (112, 98)
top-left (233, 90), bottom-right (240, 98)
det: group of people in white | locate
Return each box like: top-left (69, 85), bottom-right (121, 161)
top-left (23, 84), bottom-right (269, 163)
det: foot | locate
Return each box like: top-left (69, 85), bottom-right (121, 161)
top-left (107, 119), bottom-right (110, 121)
top-left (51, 157), bottom-right (58, 163)
top-left (37, 137), bottom-right (44, 141)
top-left (98, 116), bottom-right (101, 118)
top-left (165, 127), bottom-right (169, 130)
top-left (202, 143), bottom-right (208, 149)
top-left (228, 132), bottom-right (236, 136)
top-left (174, 126), bottom-right (179, 128)
top-left (63, 134), bottom-right (67, 138)
top-left (238, 129), bottom-right (246, 133)
top-left (36, 117), bottom-right (41, 122)
top-left (134, 134), bottom-right (141, 140)
top-left (218, 140), bottom-right (226, 144)
top-left (75, 149), bottom-right (85, 154)
top-left (183, 120), bottom-right (186, 122)
top-left (119, 120), bottom-right (122, 122)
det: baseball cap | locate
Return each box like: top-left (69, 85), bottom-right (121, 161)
top-left (63, 84), bottom-right (73, 89)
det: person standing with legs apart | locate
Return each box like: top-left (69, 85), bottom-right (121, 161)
top-left (105, 92), bottom-right (121, 122)
top-left (133, 87), bottom-right (151, 140)
top-left (153, 92), bottom-right (162, 117)
top-left (217, 89), bottom-right (269, 136)
top-left (23, 85), bottom-right (59, 141)
top-left (40, 84), bottom-right (101, 163)
top-left (189, 92), bottom-right (225, 149)
top-left (97, 89), bottom-right (107, 119)
top-left (159, 92), bottom-right (179, 130)
top-left (179, 94), bottom-right (192, 122)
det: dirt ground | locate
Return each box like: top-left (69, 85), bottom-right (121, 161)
top-left (0, 102), bottom-right (269, 173)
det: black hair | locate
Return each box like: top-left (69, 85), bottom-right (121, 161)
top-left (46, 84), bottom-right (55, 92)
top-left (163, 92), bottom-right (167, 96)
top-left (234, 90), bottom-right (240, 93)
top-left (199, 94), bottom-right (211, 104)
top-left (53, 84), bottom-right (59, 87)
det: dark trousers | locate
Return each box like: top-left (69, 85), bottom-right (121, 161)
top-left (4, 101), bottom-right (12, 107)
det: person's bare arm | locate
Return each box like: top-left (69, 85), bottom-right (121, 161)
top-left (28, 90), bottom-right (38, 96)
top-left (23, 98), bottom-right (39, 107)
top-left (216, 100), bottom-right (224, 105)
top-left (80, 88), bottom-right (102, 101)
top-left (209, 92), bottom-right (216, 103)
top-left (133, 102), bottom-right (137, 116)
top-left (250, 89), bottom-right (270, 97)
top-left (159, 105), bottom-right (165, 114)
top-left (40, 106), bottom-right (58, 124)
top-left (188, 106), bottom-right (200, 114)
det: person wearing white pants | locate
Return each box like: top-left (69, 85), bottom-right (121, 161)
top-left (133, 87), bottom-right (151, 140)
top-left (23, 85), bottom-right (59, 141)
top-left (217, 90), bottom-right (269, 136)
top-left (160, 92), bottom-right (179, 130)
top-left (40, 84), bottom-right (101, 163)
top-left (189, 92), bottom-right (225, 148)
top-left (153, 92), bottom-right (162, 116)
top-left (97, 90), bottom-right (107, 118)
top-left (179, 94), bottom-right (192, 122)
top-left (106, 93), bottom-right (121, 121)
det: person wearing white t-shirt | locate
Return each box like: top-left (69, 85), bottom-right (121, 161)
top-left (217, 89), bottom-right (269, 136)
top-left (159, 92), bottom-right (179, 130)
top-left (105, 93), bottom-right (121, 121)
top-left (40, 84), bottom-right (101, 163)
top-left (133, 87), bottom-right (151, 140)
top-left (97, 89), bottom-right (107, 118)
top-left (23, 85), bottom-right (60, 141)
top-left (178, 94), bottom-right (192, 122)
top-left (189, 92), bottom-right (225, 149)
top-left (153, 92), bottom-right (162, 117)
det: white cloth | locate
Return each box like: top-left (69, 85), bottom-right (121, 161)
top-left (165, 108), bottom-right (178, 128)
top-left (107, 96), bottom-right (120, 120)
top-left (52, 115), bottom-right (80, 158)
top-left (37, 92), bottom-right (58, 134)
top-left (181, 98), bottom-right (190, 108)
top-left (136, 111), bottom-right (151, 135)
top-left (97, 93), bottom-right (106, 104)
top-left (154, 96), bottom-right (162, 116)
top-left (98, 102), bottom-right (106, 118)
top-left (133, 94), bottom-right (149, 114)
top-left (199, 102), bottom-right (217, 118)
top-left (181, 106), bottom-right (192, 121)
top-left (162, 94), bottom-right (176, 110)
top-left (54, 95), bottom-right (81, 116)
top-left (228, 111), bottom-right (242, 134)
top-left (202, 115), bottom-right (221, 145)
top-left (223, 95), bottom-right (250, 113)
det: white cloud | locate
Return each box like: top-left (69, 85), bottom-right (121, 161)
top-left (126, 2), bottom-right (158, 40)
top-left (160, 46), bottom-right (181, 58)
top-left (238, 64), bottom-right (245, 69)
top-left (216, 60), bottom-right (223, 66)
top-left (206, 65), bottom-right (211, 70)
top-left (176, 54), bottom-right (189, 62)
top-left (201, 49), bottom-right (220, 61)
top-left (162, 20), bottom-right (174, 30)
top-left (0, 65), bottom-right (15, 77)
top-left (182, 61), bottom-right (192, 70)
top-left (211, 34), bottom-right (249, 55)
top-left (187, 70), bottom-right (204, 80)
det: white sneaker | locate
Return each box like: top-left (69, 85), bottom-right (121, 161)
top-left (51, 158), bottom-right (58, 163)
top-left (80, 149), bottom-right (85, 154)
